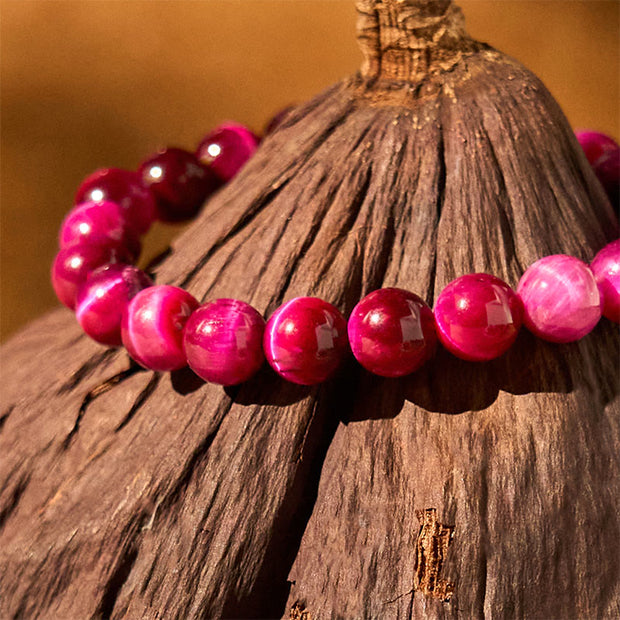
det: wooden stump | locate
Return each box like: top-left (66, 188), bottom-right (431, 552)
top-left (1, 1), bottom-right (618, 617)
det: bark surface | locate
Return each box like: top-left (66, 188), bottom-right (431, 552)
top-left (1, 1), bottom-right (619, 618)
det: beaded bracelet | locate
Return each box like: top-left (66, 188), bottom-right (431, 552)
top-left (51, 121), bottom-right (620, 387)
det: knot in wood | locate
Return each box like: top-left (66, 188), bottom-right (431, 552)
top-left (356, 0), bottom-right (476, 83)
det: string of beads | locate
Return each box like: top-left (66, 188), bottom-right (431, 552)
top-left (52, 120), bottom-right (620, 386)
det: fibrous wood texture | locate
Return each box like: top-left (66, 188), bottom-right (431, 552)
top-left (1, 1), bottom-right (619, 618)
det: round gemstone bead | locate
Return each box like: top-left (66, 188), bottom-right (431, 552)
top-left (575, 130), bottom-right (619, 166)
top-left (263, 297), bottom-right (348, 385)
top-left (575, 130), bottom-right (620, 206)
top-left (347, 288), bottom-right (436, 377)
top-left (121, 285), bottom-right (199, 371)
top-left (59, 200), bottom-right (141, 261)
top-left (517, 255), bottom-right (602, 343)
top-left (139, 147), bottom-right (220, 222)
top-left (75, 264), bottom-right (152, 346)
top-left (434, 274), bottom-right (523, 361)
top-left (75, 168), bottom-right (157, 235)
top-left (196, 122), bottom-right (259, 183)
top-left (51, 243), bottom-right (133, 310)
top-left (184, 299), bottom-right (265, 385)
top-left (590, 239), bottom-right (620, 323)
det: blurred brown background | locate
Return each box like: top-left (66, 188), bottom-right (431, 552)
top-left (1, 0), bottom-right (619, 342)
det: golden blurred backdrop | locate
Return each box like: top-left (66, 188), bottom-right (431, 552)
top-left (1, 0), bottom-right (618, 341)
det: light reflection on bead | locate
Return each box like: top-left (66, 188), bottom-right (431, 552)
top-left (264, 297), bottom-right (348, 385)
top-left (75, 168), bottom-right (157, 235)
top-left (348, 288), bottom-right (436, 377)
top-left (184, 299), bottom-right (265, 385)
top-left (76, 264), bottom-right (152, 346)
top-left (434, 274), bottom-right (523, 361)
top-left (121, 285), bottom-right (199, 371)
top-left (196, 122), bottom-right (259, 183)
top-left (139, 148), bottom-right (220, 222)
top-left (59, 200), bottom-right (141, 261)
top-left (591, 239), bottom-right (620, 323)
top-left (517, 255), bottom-right (601, 343)
top-left (51, 244), bottom-right (132, 310)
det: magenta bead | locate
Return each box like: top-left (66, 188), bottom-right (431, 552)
top-left (51, 244), bottom-right (133, 310)
top-left (59, 200), bottom-right (141, 261)
top-left (347, 288), bottom-right (436, 377)
top-left (517, 255), bottom-right (602, 343)
top-left (75, 168), bottom-right (156, 235)
top-left (139, 148), bottom-right (220, 222)
top-left (434, 274), bottom-right (523, 361)
top-left (263, 297), bottom-right (348, 385)
top-left (575, 130), bottom-right (620, 205)
top-left (591, 240), bottom-right (620, 323)
top-left (75, 264), bottom-right (152, 346)
top-left (183, 299), bottom-right (265, 385)
top-left (196, 122), bottom-right (259, 183)
top-left (121, 285), bottom-right (199, 371)
top-left (576, 130), bottom-right (619, 165)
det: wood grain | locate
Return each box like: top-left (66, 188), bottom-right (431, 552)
top-left (1, 1), bottom-right (619, 618)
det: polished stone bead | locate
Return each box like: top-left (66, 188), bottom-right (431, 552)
top-left (76, 264), bottom-right (152, 346)
top-left (591, 239), bottom-right (620, 323)
top-left (139, 148), bottom-right (220, 222)
top-left (434, 274), bottom-right (523, 361)
top-left (59, 200), bottom-right (141, 261)
top-left (575, 130), bottom-right (620, 206)
top-left (576, 130), bottom-right (619, 166)
top-left (184, 299), bottom-right (265, 385)
top-left (75, 168), bottom-right (156, 235)
top-left (196, 122), bottom-right (259, 183)
top-left (517, 255), bottom-right (601, 343)
top-left (348, 288), bottom-right (436, 377)
top-left (51, 243), bottom-right (133, 310)
top-left (263, 297), bottom-right (348, 385)
top-left (121, 285), bottom-right (199, 371)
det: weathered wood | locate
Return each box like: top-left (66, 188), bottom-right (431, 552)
top-left (1, 1), bottom-right (619, 618)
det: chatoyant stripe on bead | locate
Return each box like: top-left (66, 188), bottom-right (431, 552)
top-left (51, 120), bottom-right (620, 386)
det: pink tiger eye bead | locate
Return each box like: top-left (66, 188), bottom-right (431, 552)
top-left (264, 297), bottom-right (348, 385)
top-left (75, 168), bottom-right (157, 235)
top-left (76, 264), bottom-right (152, 346)
top-left (139, 148), bottom-right (220, 222)
top-left (575, 130), bottom-right (620, 205)
top-left (575, 130), bottom-right (619, 166)
top-left (51, 243), bottom-right (133, 310)
top-left (196, 122), bottom-right (259, 183)
top-left (184, 299), bottom-right (265, 385)
top-left (121, 285), bottom-right (199, 371)
top-left (517, 255), bottom-right (602, 343)
top-left (348, 288), bottom-right (436, 377)
top-left (59, 200), bottom-right (141, 261)
top-left (434, 274), bottom-right (523, 361)
top-left (590, 240), bottom-right (620, 323)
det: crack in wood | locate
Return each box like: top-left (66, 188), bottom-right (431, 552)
top-left (428, 113), bottom-right (446, 304)
top-left (0, 471), bottom-right (30, 531)
top-left (290, 600), bottom-right (312, 620)
top-left (56, 349), bottom-right (117, 395)
top-left (179, 181), bottom-right (290, 291)
top-left (62, 364), bottom-right (143, 449)
top-left (0, 405), bottom-right (14, 432)
top-left (414, 507), bottom-right (455, 603)
top-left (97, 542), bottom-right (139, 619)
top-left (155, 397), bottom-right (234, 522)
top-left (114, 373), bottom-right (161, 433)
